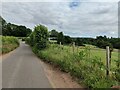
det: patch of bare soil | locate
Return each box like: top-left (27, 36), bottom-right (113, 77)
top-left (40, 60), bottom-right (84, 88)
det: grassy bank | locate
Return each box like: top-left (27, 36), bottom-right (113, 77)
top-left (32, 44), bottom-right (119, 88)
top-left (0, 36), bottom-right (19, 54)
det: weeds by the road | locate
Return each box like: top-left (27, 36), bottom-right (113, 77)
top-left (26, 25), bottom-right (120, 88)
top-left (0, 36), bottom-right (19, 54)
top-left (32, 44), bottom-right (120, 88)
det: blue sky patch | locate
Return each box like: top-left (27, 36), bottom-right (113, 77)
top-left (69, 0), bottom-right (80, 9)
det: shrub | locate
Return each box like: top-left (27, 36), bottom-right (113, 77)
top-left (32, 25), bottom-right (49, 50)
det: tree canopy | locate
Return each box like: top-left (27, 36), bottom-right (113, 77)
top-left (29, 24), bottom-right (49, 50)
top-left (1, 16), bottom-right (32, 37)
top-left (49, 29), bottom-right (58, 37)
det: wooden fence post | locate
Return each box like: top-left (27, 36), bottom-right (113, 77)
top-left (106, 46), bottom-right (110, 78)
top-left (60, 42), bottom-right (61, 47)
top-left (73, 42), bottom-right (75, 54)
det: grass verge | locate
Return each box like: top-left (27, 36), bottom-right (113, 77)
top-left (0, 36), bottom-right (19, 54)
top-left (31, 44), bottom-right (120, 88)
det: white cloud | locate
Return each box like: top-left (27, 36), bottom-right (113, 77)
top-left (1, 1), bottom-right (119, 37)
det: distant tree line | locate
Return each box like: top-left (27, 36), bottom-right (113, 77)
top-left (1, 16), bottom-right (119, 49)
top-left (49, 30), bottom-right (120, 49)
top-left (49, 29), bottom-right (72, 44)
top-left (0, 16), bottom-right (32, 37)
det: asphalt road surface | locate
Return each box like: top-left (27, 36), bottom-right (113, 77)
top-left (2, 41), bottom-right (52, 88)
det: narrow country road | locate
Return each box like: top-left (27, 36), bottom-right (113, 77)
top-left (2, 41), bottom-right (52, 88)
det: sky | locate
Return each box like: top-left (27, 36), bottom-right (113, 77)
top-left (1, 0), bottom-right (119, 38)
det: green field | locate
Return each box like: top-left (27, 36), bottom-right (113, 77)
top-left (48, 44), bottom-right (118, 68)
top-left (63, 45), bottom-right (118, 68)
top-left (0, 36), bottom-right (19, 54)
top-left (33, 44), bottom-right (119, 88)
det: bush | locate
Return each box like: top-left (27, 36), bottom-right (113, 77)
top-left (29, 25), bottom-right (49, 50)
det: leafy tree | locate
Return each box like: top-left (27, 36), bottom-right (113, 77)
top-left (0, 16), bottom-right (7, 35)
top-left (96, 35), bottom-right (108, 41)
top-left (3, 23), bottom-right (13, 36)
top-left (49, 29), bottom-right (58, 37)
top-left (95, 39), bottom-right (113, 49)
top-left (33, 24), bottom-right (49, 50)
top-left (64, 35), bottom-right (72, 44)
top-left (15, 25), bottom-right (31, 37)
top-left (57, 32), bottom-right (64, 44)
top-left (75, 38), bottom-right (84, 46)
top-left (29, 32), bottom-right (35, 46)
top-left (110, 38), bottom-right (120, 49)
top-left (1, 16), bottom-right (32, 37)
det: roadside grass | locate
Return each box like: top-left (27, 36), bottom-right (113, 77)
top-left (32, 44), bottom-right (119, 88)
top-left (0, 36), bottom-right (19, 54)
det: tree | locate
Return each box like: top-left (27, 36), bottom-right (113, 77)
top-left (110, 38), bottom-right (120, 49)
top-left (0, 16), bottom-right (7, 35)
top-left (95, 40), bottom-right (113, 49)
top-left (33, 24), bottom-right (49, 50)
top-left (29, 32), bottom-right (35, 46)
top-left (49, 29), bottom-right (58, 37)
top-left (1, 16), bottom-right (32, 37)
top-left (57, 32), bottom-right (64, 44)
top-left (64, 35), bottom-right (72, 44)
top-left (3, 23), bottom-right (13, 36)
top-left (14, 25), bottom-right (32, 37)
top-left (75, 38), bottom-right (84, 46)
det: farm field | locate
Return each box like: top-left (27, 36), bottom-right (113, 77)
top-left (63, 44), bottom-right (118, 68)
top-left (0, 36), bottom-right (19, 54)
top-left (33, 43), bottom-right (119, 88)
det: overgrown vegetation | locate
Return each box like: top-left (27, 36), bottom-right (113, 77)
top-left (0, 36), bottom-right (19, 54)
top-left (33, 44), bottom-right (119, 88)
top-left (26, 24), bottom-right (120, 88)
top-left (26, 24), bottom-right (49, 50)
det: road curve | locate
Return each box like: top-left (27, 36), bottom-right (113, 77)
top-left (2, 41), bottom-right (52, 88)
